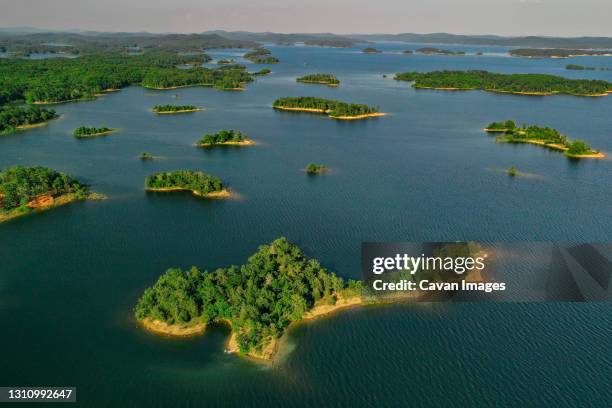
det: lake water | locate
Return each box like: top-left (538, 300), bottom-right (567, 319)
top-left (0, 43), bottom-right (610, 407)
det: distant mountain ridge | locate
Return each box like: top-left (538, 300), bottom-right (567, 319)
top-left (3, 27), bottom-right (612, 50)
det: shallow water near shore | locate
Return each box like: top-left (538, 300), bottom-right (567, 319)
top-left (0, 43), bottom-right (611, 407)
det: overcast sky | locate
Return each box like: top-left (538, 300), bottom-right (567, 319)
top-left (1, 0), bottom-right (611, 36)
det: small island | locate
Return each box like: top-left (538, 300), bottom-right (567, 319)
top-left (244, 48), bottom-right (279, 64)
top-left (135, 237), bottom-right (363, 360)
top-left (508, 166), bottom-right (517, 177)
top-left (394, 70), bottom-right (612, 96)
top-left (217, 59), bottom-right (236, 65)
top-left (145, 170), bottom-right (229, 198)
top-left (196, 129), bottom-right (254, 147)
top-left (416, 47), bottom-right (465, 56)
top-left (73, 126), bottom-right (117, 138)
top-left (306, 163), bottom-right (328, 174)
top-left (362, 47), bottom-right (382, 54)
top-left (566, 64), bottom-right (596, 71)
top-left (152, 105), bottom-right (203, 114)
top-left (273, 97), bottom-right (384, 120)
top-left (403, 50), bottom-right (413, 54)
top-left (251, 68), bottom-right (272, 76)
top-left (510, 48), bottom-right (612, 58)
top-left (0, 166), bottom-right (103, 223)
top-left (0, 106), bottom-right (58, 136)
top-left (296, 73), bottom-right (340, 87)
top-left (140, 152), bottom-right (156, 160)
top-left (485, 121), bottom-right (605, 159)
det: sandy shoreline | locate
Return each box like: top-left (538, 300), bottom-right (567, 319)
top-left (15, 122), bottom-right (51, 131)
top-left (414, 86), bottom-right (609, 97)
top-left (153, 108), bottom-right (204, 114)
top-left (297, 80), bottom-right (340, 87)
top-left (0, 192), bottom-right (105, 224)
top-left (497, 138), bottom-right (605, 158)
top-left (75, 129), bottom-right (118, 138)
top-left (196, 139), bottom-right (255, 147)
top-left (140, 318), bottom-right (206, 336)
top-left (146, 187), bottom-right (232, 199)
top-left (330, 112), bottom-right (387, 120)
top-left (273, 106), bottom-right (386, 120)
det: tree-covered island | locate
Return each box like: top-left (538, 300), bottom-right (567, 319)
top-left (73, 126), bottom-right (117, 138)
top-left (217, 59), bottom-right (236, 65)
top-left (394, 70), bottom-right (612, 96)
top-left (296, 73), bottom-right (340, 87)
top-left (306, 163), bottom-right (328, 174)
top-left (510, 48), bottom-right (612, 58)
top-left (0, 106), bottom-right (58, 135)
top-left (196, 129), bottom-right (254, 147)
top-left (152, 105), bottom-right (203, 114)
top-left (135, 237), bottom-right (363, 360)
top-left (416, 47), bottom-right (465, 56)
top-left (362, 47), bottom-right (382, 54)
top-left (145, 170), bottom-right (230, 198)
top-left (0, 166), bottom-right (104, 223)
top-left (273, 97), bottom-right (384, 120)
top-left (244, 48), bottom-right (279, 64)
top-left (566, 64), bottom-right (596, 71)
top-left (251, 68), bottom-right (272, 76)
top-left (485, 121), bottom-right (605, 158)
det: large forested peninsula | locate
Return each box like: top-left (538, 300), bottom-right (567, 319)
top-left (244, 48), bottom-right (279, 64)
top-left (485, 121), bottom-right (604, 158)
top-left (273, 97), bottom-right (384, 120)
top-left (0, 32), bottom-right (258, 57)
top-left (135, 237), bottom-right (362, 360)
top-left (394, 70), bottom-right (612, 96)
top-left (0, 166), bottom-right (101, 223)
top-left (0, 106), bottom-right (58, 135)
top-left (145, 170), bottom-right (229, 198)
top-left (296, 73), bottom-right (340, 87)
top-left (196, 129), bottom-right (253, 147)
top-left (0, 52), bottom-right (258, 106)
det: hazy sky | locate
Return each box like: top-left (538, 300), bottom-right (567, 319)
top-left (1, 0), bottom-right (611, 36)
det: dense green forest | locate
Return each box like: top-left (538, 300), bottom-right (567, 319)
top-left (152, 105), bottom-right (200, 113)
top-left (273, 97), bottom-right (379, 117)
top-left (73, 126), bottom-right (114, 137)
top-left (135, 237), bottom-right (362, 354)
top-left (0, 166), bottom-right (87, 211)
top-left (0, 52), bottom-right (256, 105)
top-left (394, 70), bottom-right (612, 96)
top-left (197, 129), bottom-right (246, 146)
top-left (296, 73), bottom-right (340, 86)
top-left (145, 170), bottom-right (223, 195)
top-left (486, 121), bottom-right (599, 156)
top-left (0, 106), bottom-right (58, 135)
top-left (416, 48), bottom-right (465, 55)
top-left (509, 48), bottom-right (612, 58)
top-left (244, 48), bottom-right (279, 64)
top-left (306, 163), bottom-right (327, 174)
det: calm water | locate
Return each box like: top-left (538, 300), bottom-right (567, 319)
top-left (0, 43), bottom-right (611, 407)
